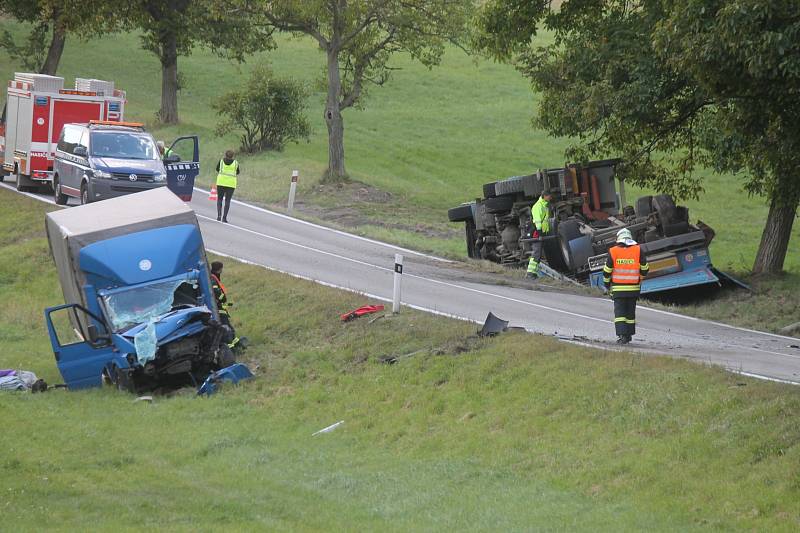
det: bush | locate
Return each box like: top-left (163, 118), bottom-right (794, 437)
top-left (213, 65), bottom-right (310, 153)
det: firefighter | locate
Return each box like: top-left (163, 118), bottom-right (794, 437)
top-left (215, 149), bottom-right (239, 223)
top-left (603, 228), bottom-right (649, 344)
top-left (210, 261), bottom-right (244, 352)
top-left (526, 190), bottom-right (553, 279)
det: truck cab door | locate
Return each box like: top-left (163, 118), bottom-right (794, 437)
top-left (164, 135), bottom-right (200, 202)
top-left (45, 303), bottom-right (116, 389)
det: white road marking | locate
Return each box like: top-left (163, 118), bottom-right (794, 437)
top-left (193, 186), bottom-right (451, 263)
top-left (4, 183), bottom-right (799, 371)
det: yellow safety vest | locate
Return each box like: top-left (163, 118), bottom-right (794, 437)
top-left (216, 159), bottom-right (238, 189)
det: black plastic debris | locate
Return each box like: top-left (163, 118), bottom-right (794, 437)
top-left (478, 312), bottom-right (508, 337)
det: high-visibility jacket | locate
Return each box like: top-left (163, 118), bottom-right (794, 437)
top-left (216, 159), bottom-right (238, 189)
top-left (211, 273), bottom-right (229, 314)
top-left (603, 244), bottom-right (649, 294)
top-left (531, 196), bottom-right (550, 234)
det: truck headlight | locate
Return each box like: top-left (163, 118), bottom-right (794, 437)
top-left (94, 170), bottom-right (112, 179)
top-left (154, 172), bottom-right (166, 182)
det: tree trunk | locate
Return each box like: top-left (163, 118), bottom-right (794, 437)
top-left (159, 30), bottom-right (179, 124)
top-left (39, 23), bottom-right (66, 76)
top-left (324, 49), bottom-right (346, 180)
top-left (752, 191), bottom-right (798, 275)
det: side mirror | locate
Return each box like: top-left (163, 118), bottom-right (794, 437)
top-left (165, 153), bottom-right (181, 163)
top-left (74, 146), bottom-right (88, 157)
top-left (87, 324), bottom-right (110, 345)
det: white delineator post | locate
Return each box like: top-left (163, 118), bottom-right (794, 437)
top-left (287, 170), bottom-right (299, 211)
top-left (393, 254), bottom-right (403, 313)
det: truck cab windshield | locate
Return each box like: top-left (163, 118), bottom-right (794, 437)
top-left (91, 131), bottom-right (159, 160)
top-left (102, 279), bottom-right (200, 331)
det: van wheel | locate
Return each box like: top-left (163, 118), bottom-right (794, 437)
top-left (53, 177), bottom-right (68, 205)
top-left (80, 182), bottom-right (90, 205)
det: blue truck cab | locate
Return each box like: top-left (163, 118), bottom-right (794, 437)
top-left (44, 188), bottom-right (233, 391)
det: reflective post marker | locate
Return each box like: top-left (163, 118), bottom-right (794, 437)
top-left (393, 254), bottom-right (403, 313)
top-left (288, 170), bottom-right (299, 211)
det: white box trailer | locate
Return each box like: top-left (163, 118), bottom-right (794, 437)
top-left (0, 73), bottom-right (126, 191)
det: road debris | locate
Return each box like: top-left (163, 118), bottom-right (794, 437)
top-left (197, 363), bottom-right (255, 396)
top-left (313, 420), bottom-right (344, 436)
top-left (478, 312), bottom-right (508, 337)
top-left (340, 304), bottom-right (385, 322)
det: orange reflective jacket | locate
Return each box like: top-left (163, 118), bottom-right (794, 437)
top-left (609, 245), bottom-right (642, 286)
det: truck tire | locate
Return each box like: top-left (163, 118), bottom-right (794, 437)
top-left (53, 176), bottom-right (68, 205)
top-left (218, 344), bottom-right (235, 368)
top-left (465, 219), bottom-right (480, 259)
top-left (652, 194), bottom-right (677, 224)
top-left (557, 219), bottom-right (583, 272)
top-left (484, 195), bottom-right (515, 214)
top-left (15, 167), bottom-right (29, 192)
top-left (494, 176), bottom-right (526, 196)
top-left (663, 220), bottom-right (690, 237)
top-left (635, 196), bottom-right (652, 217)
top-left (483, 182), bottom-right (497, 199)
top-left (542, 221), bottom-right (569, 272)
top-left (448, 204), bottom-right (473, 222)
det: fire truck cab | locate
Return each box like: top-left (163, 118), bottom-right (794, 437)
top-left (0, 73), bottom-right (125, 192)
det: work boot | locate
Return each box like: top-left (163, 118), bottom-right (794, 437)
top-left (616, 335), bottom-right (630, 345)
top-left (217, 214), bottom-right (221, 221)
top-left (525, 272), bottom-right (539, 280)
top-left (222, 217), bottom-right (228, 223)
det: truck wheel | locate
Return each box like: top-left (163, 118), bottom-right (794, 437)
top-left (53, 176), bottom-right (68, 205)
top-left (652, 194), bottom-right (677, 225)
top-left (557, 219), bottom-right (583, 272)
top-left (465, 220), bottom-right (480, 259)
top-left (15, 168), bottom-right (29, 192)
top-left (448, 204), bottom-right (473, 222)
top-left (80, 182), bottom-right (91, 205)
top-left (218, 344), bottom-right (235, 368)
top-left (484, 195), bottom-right (515, 214)
top-left (483, 182), bottom-right (497, 199)
top-left (635, 196), bottom-right (652, 217)
top-left (542, 221), bottom-right (569, 272)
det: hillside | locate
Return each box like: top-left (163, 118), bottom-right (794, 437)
top-left (0, 23), bottom-right (796, 276)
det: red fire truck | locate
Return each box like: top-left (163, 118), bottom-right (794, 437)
top-left (0, 73), bottom-right (126, 191)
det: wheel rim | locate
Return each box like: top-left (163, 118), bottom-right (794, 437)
top-left (81, 187), bottom-right (87, 204)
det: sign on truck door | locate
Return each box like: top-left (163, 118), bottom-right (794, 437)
top-left (164, 136), bottom-right (200, 201)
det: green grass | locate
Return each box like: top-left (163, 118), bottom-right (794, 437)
top-left (3, 187), bottom-right (800, 530)
top-left (1, 22), bottom-right (796, 275)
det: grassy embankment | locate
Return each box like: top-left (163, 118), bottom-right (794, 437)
top-left (0, 23), bottom-right (797, 333)
top-left (3, 190), bottom-right (800, 530)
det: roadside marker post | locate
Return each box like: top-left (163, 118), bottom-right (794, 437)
top-left (393, 254), bottom-right (403, 313)
top-left (287, 170), bottom-right (299, 211)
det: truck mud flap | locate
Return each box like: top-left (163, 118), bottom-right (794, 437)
top-left (640, 267), bottom-right (719, 294)
top-left (711, 268), bottom-right (752, 291)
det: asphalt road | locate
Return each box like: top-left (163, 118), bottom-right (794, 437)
top-left (7, 181), bottom-right (800, 384)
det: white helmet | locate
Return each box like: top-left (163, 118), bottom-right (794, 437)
top-left (616, 228), bottom-right (633, 244)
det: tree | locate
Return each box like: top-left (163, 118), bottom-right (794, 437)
top-left (0, 0), bottom-right (116, 76)
top-left (225, 0), bottom-right (472, 180)
top-left (213, 65), bottom-right (311, 153)
top-left (475, 0), bottom-right (800, 274)
top-left (125, 0), bottom-right (274, 124)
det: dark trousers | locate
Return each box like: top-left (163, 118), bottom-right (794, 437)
top-left (613, 294), bottom-right (638, 337)
top-left (216, 185), bottom-right (234, 220)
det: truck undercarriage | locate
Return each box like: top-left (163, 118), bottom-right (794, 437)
top-left (448, 159), bottom-right (721, 294)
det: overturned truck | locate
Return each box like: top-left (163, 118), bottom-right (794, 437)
top-left (45, 188), bottom-right (236, 392)
top-left (448, 159), bottom-right (727, 294)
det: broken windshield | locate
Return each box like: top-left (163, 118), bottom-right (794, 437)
top-left (102, 278), bottom-right (200, 332)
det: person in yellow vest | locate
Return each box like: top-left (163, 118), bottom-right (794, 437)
top-left (215, 149), bottom-right (240, 222)
top-left (603, 228), bottom-right (650, 344)
top-left (526, 190), bottom-right (553, 279)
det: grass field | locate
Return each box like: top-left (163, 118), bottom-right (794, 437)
top-left (3, 188), bottom-right (800, 530)
top-left (0, 22), bottom-right (797, 275)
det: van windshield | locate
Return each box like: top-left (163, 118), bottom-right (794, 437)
top-left (91, 132), bottom-right (159, 160)
top-left (102, 278), bottom-right (200, 332)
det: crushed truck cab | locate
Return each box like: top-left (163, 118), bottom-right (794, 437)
top-left (44, 188), bottom-right (234, 391)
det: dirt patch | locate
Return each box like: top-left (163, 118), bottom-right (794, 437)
top-left (274, 179), bottom-right (459, 240)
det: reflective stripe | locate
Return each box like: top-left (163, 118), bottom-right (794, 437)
top-left (640, 263), bottom-right (650, 271)
top-left (603, 265), bottom-right (613, 273)
top-left (614, 317), bottom-right (627, 323)
top-left (625, 319), bottom-right (636, 324)
top-left (612, 285), bottom-right (640, 292)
